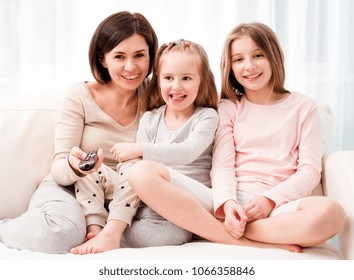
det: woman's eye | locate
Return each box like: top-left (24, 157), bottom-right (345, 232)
top-left (115, 55), bottom-right (125, 59)
top-left (135, 53), bottom-right (145, 58)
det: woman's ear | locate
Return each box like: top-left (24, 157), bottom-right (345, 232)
top-left (99, 53), bottom-right (107, 68)
top-left (101, 59), bottom-right (107, 69)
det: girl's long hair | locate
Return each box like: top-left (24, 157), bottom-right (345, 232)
top-left (140, 39), bottom-right (219, 112)
top-left (221, 22), bottom-right (289, 100)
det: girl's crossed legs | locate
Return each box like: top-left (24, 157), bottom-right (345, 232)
top-left (242, 193), bottom-right (345, 247)
top-left (127, 160), bottom-right (301, 252)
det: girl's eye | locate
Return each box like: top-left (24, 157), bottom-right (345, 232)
top-left (233, 58), bottom-right (243, 63)
top-left (164, 76), bottom-right (173, 80)
top-left (183, 76), bottom-right (191, 81)
top-left (255, 53), bottom-right (264, 58)
top-left (115, 55), bottom-right (125, 59)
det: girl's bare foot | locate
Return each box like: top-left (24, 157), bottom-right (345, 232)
top-left (70, 230), bottom-right (120, 254)
top-left (235, 236), bottom-right (302, 253)
top-left (281, 244), bottom-right (302, 253)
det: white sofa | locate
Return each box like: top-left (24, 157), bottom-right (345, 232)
top-left (0, 90), bottom-right (353, 260)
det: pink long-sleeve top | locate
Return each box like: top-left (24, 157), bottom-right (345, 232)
top-left (211, 92), bottom-right (323, 219)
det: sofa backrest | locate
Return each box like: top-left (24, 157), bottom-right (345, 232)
top-left (313, 103), bottom-right (335, 196)
top-left (0, 92), bottom-right (63, 219)
top-left (0, 92), bottom-right (334, 219)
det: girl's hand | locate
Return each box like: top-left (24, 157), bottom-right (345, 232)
top-left (68, 147), bottom-right (104, 176)
top-left (110, 142), bottom-right (142, 162)
top-left (223, 200), bottom-right (248, 239)
top-left (243, 196), bottom-right (275, 222)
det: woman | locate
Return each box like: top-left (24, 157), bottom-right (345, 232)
top-left (0, 11), bottom-right (158, 254)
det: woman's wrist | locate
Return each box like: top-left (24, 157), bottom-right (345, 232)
top-left (67, 155), bottom-right (85, 177)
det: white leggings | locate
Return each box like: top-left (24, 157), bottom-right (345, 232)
top-left (166, 167), bottom-right (305, 218)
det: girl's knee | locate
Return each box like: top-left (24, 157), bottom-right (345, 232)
top-left (302, 197), bottom-right (345, 234)
top-left (128, 160), bottom-right (170, 189)
top-left (323, 198), bottom-right (346, 230)
top-left (316, 197), bottom-right (345, 221)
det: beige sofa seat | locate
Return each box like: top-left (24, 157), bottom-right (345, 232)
top-left (0, 91), bottom-right (353, 260)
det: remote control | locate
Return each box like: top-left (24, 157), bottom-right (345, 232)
top-left (78, 150), bottom-right (98, 171)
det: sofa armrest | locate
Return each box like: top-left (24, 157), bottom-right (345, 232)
top-left (322, 151), bottom-right (354, 260)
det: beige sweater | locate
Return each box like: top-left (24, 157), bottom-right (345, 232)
top-left (46, 82), bottom-right (142, 186)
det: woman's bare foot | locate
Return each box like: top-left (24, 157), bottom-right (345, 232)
top-left (86, 231), bottom-right (96, 241)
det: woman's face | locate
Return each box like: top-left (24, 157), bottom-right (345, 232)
top-left (230, 35), bottom-right (272, 95)
top-left (102, 34), bottom-right (150, 92)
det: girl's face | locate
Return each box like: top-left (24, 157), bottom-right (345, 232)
top-left (102, 34), bottom-right (150, 92)
top-left (230, 35), bottom-right (272, 95)
top-left (158, 51), bottom-right (201, 114)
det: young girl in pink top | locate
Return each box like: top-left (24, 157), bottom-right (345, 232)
top-left (211, 22), bottom-right (345, 247)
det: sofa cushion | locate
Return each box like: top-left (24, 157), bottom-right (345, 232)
top-left (0, 238), bottom-right (343, 259)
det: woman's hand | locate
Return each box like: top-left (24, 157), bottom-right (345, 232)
top-left (243, 196), bottom-right (275, 222)
top-left (68, 146), bottom-right (104, 176)
top-left (110, 142), bottom-right (142, 162)
top-left (223, 200), bottom-right (248, 239)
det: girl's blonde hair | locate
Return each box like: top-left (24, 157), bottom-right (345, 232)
top-left (220, 22), bottom-right (289, 100)
top-left (140, 39), bottom-right (219, 111)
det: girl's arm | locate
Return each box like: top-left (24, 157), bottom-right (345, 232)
top-left (210, 100), bottom-right (239, 219)
top-left (138, 108), bottom-right (219, 165)
top-left (262, 104), bottom-right (323, 207)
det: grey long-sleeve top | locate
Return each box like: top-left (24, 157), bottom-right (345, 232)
top-left (137, 105), bottom-right (219, 188)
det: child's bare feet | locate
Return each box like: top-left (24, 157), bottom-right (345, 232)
top-left (280, 244), bottom-right (302, 253)
top-left (70, 229), bottom-right (120, 254)
top-left (235, 236), bottom-right (302, 253)
top-left (70, 220), bottom-right (127, 254)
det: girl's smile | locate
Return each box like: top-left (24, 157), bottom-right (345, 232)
top-left (231, 35), bottom-right (272, 96)
top-left (158, 51), bottom-right (201, 115)
top-left (169, 93), bottom-right (187, 101)
top-left (244, 73), bottom-right (262, 80)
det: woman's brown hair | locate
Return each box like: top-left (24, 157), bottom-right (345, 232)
top-left (89, 11), bottom-right (158, 84)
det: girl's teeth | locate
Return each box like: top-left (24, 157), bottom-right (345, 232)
top-left (247, 74), bottom-right (260, 79)
top-left (170, 94), bottom-right (185, 99)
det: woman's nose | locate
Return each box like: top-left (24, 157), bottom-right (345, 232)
top-left (124, 59), bottom-right (137, 71)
